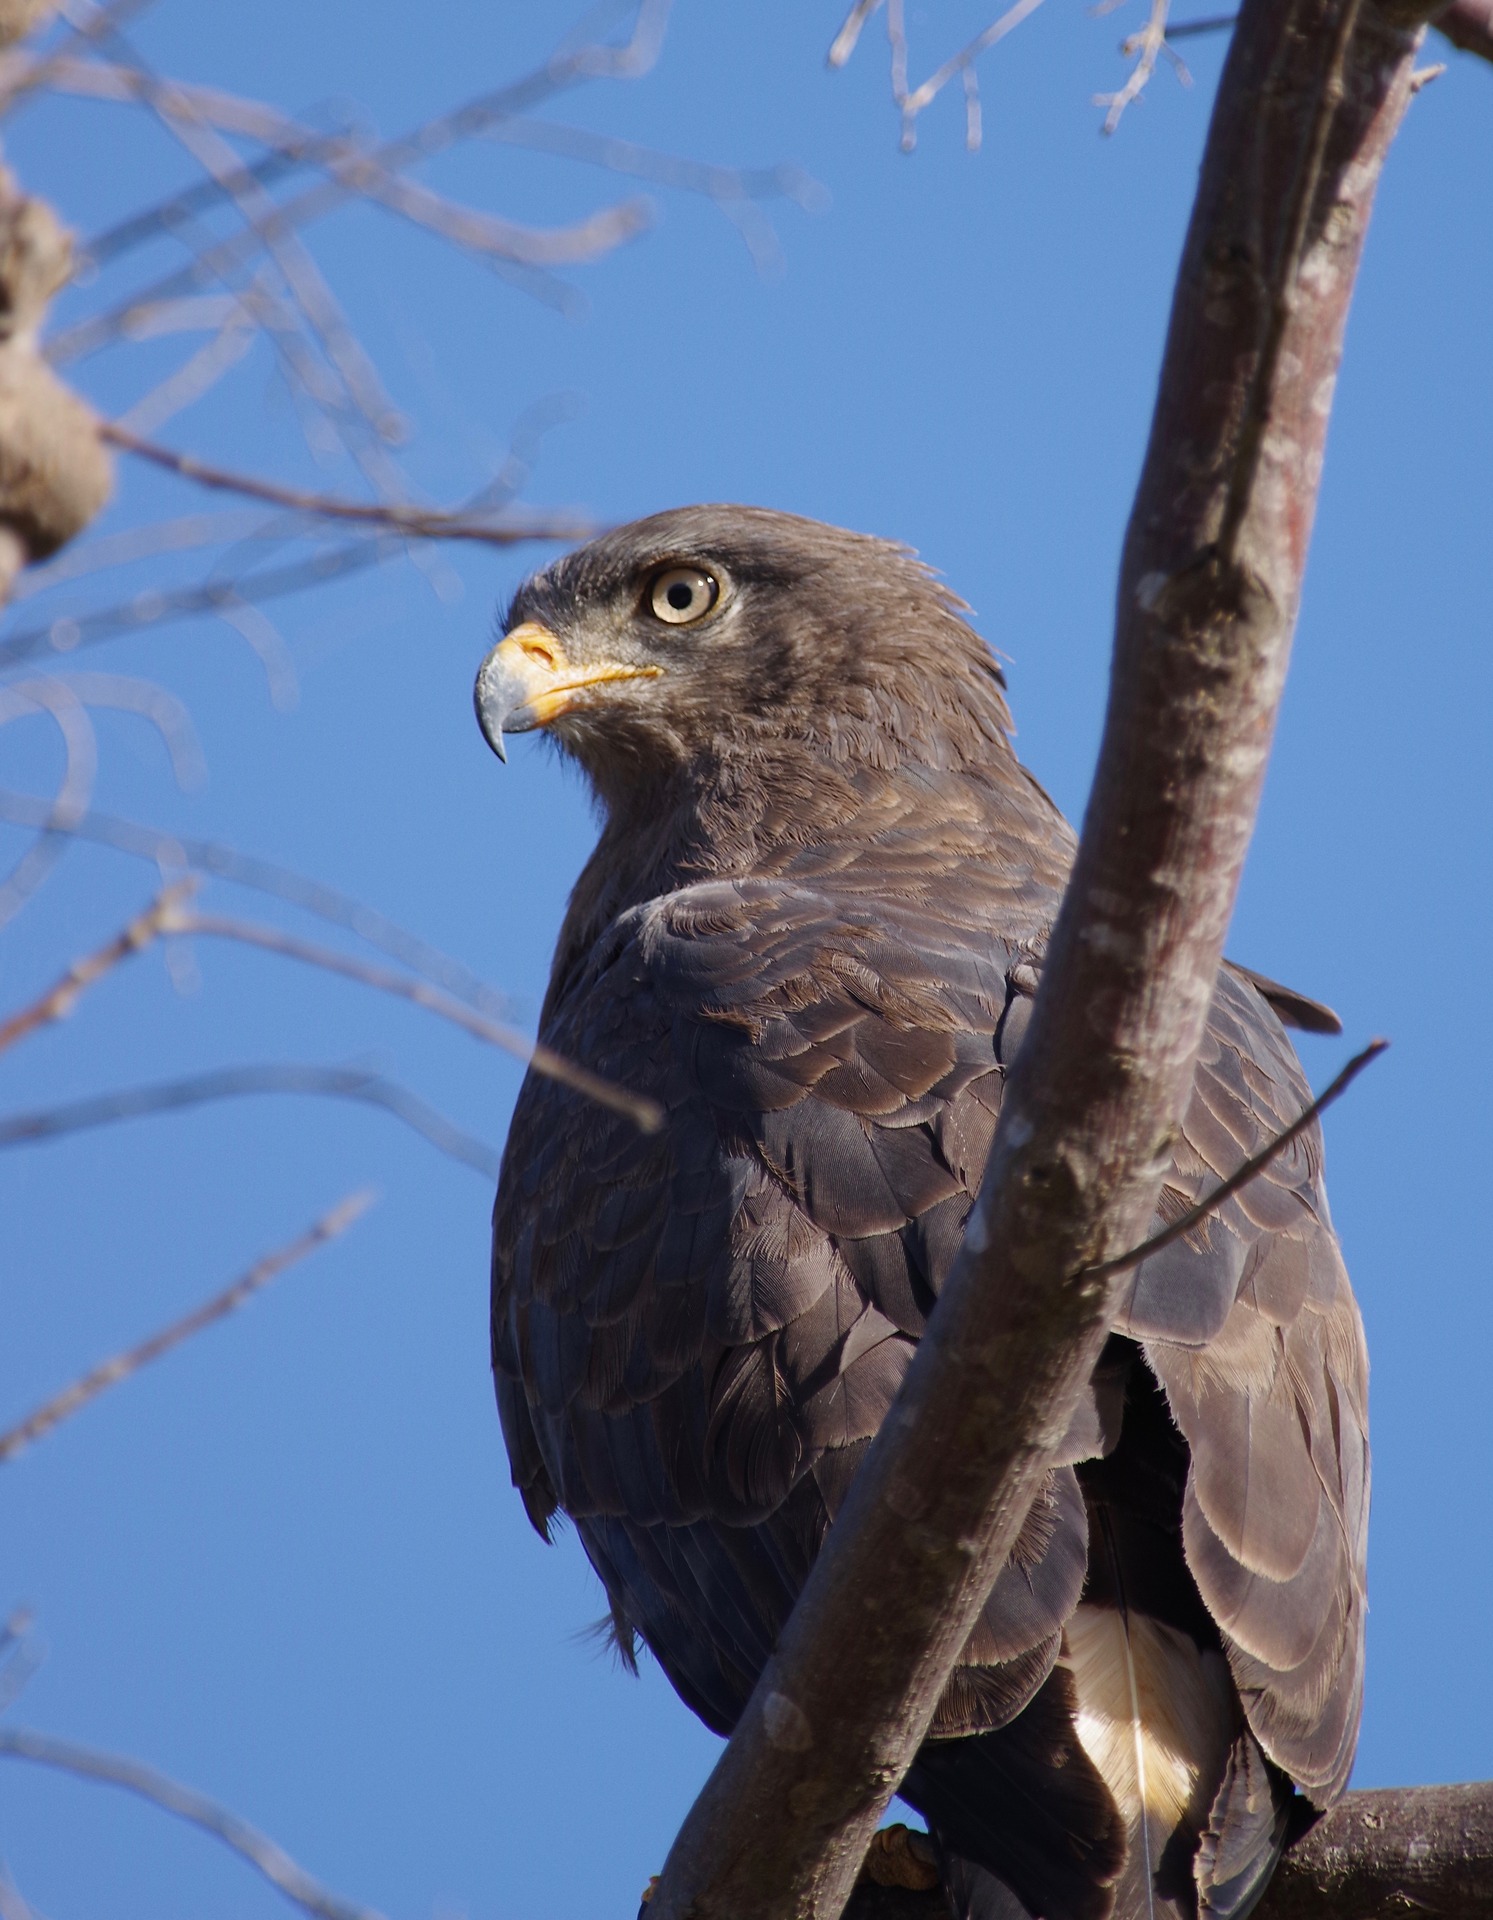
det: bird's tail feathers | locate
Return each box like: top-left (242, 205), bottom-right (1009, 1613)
top-left (1194, 1726), bottom-right (1295, 1920)
top-left (1061, 1601), bottom-right (1235, 1920)
top-left (902, 1665), bottom-right (1125, 1920)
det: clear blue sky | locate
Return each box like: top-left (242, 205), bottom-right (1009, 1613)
top-left (2, 5), bottom-right (1489, 1916)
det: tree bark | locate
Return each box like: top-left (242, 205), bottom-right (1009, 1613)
top-left (840, 1787), bottom-right (1493, 1920)
top-left (1261, 1786), bottom-right (1493, 1919)
top-left (644, 0), bottom-right (1440, 1915)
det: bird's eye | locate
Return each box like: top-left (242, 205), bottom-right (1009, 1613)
top-left (649, 566), bottom-right (719, 626)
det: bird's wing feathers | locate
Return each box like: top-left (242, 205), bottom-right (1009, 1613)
top-left (493, 874), bottom-right (1367, 1894)
top-left (494, 875), bottom-right (1089, 1740)
top-left (1122, 966), bottom-right (1370, 1806)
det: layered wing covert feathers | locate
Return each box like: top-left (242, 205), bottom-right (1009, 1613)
top-left (492, 811), bottom-right (1367, 1920)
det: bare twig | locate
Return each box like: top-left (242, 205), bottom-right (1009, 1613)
top-left (0, 1724), bottom-right (385, 1920)
top-left (828, 0), bottom-right (883, 67)
top-left (1086, 1037), bottom-right (1387, 1280)
top-left (113, 301), bottom-right (256, 436)
top-left (645, 0), bottom-right (1430, 1912)
top-left (0, 823), bottom-right (657, 1126)
top-left (0, 1610), bottom-right (40, 1716)
top-left (0, 788), bottom-right (523, 1023)
top-left (164, 906), bottom-right (664, 1130)
top-left (1168, 10), bottom-right (1240, 31)
top-left (0, 1610), bottom-right (32, 1667)
top-left (832, 0), bottom-right (1211, 142)
top-left (46, 2), bottom-right (679, 370)
top-left (895, 0), bottom-right (1050, 149)
top-left (0, 537), bottom-right (399, 669)
top-left (21, 671), bottom-right (204, 785)
top-left (0, 1191), bottom-right (372, 1464)
top-left (65, 2), bottom-right (409, 470)
top-left (0, 879), bottom-right (191, 1054)
top-left (1096, 0), bottom-right (1176, 130)
top-left (0, 1864), bottom-right (40, 1920)
top-left (97, 422), bottom-right (602, 546)
top-left (0, 680), bottom-right (96, 928)
top-left (0, 1063), bottom-right (504, 1177)
top-left (31, 55), bottom-right (657, 269)
top-left (11, 510), bottom-right (276, 598)
top-left (0, 0), bottom-right (152, 111)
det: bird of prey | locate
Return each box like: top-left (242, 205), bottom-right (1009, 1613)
top-left (475, 507), bottom-right (1368, 1920)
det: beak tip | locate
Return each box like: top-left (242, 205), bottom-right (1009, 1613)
top-left (474, 657), bottom-right (510, 763)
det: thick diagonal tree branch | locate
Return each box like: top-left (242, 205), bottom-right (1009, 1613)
top-left (645, 1), bottom-right (1435, 1916)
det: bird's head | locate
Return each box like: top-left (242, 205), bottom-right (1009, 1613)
top-left (475, 505), bottom-right (1014, 812)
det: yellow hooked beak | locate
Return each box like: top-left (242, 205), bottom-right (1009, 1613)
top-left (474, 622), bottom-right (661, 761)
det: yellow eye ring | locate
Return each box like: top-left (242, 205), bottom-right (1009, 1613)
top-left (649, 566), bottom-right (719, 625)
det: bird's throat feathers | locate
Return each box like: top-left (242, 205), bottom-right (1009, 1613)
top-left (547, 727), bottom-right (1068, 1015)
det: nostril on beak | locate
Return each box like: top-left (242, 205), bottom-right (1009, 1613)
top-left (520, 638), bottom-right (556, 671)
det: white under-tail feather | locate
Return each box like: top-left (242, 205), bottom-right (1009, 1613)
top-left (1063, 1604), bottom-right (1234, 1920)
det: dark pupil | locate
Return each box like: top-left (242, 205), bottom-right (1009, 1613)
top-left (666, 580), bottom-right (695, 611)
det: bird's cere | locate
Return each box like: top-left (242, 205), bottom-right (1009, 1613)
top-left (474, 620), bottom-right (660, 761)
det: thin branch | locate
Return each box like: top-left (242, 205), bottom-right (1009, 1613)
top-left (0, 788), bottom-right (525, 1023)
top-left (113, 300), bottom-right (256, 437)
top-left (830, 0), bottom-right (1054, 149)
top-left (1095, 0), bottom-right (1176, 131)
top-left (0, 523), bottom-right (581, 673)
top-left (0, 0), bottom-right (153, 113)
top-left (67, 3), bottom-right (406, 465)
top-left (1086, 1037), bottom-right (1387, 1280)
top-left (0, 1610), bottom-right (31, 1665)
top-left (32, 55), bottom-right (656, 269)
top-left (1168, 10), bottom-right (1240, 31)
top-left (97, 422), bottom-right (602, 546)
top-left (0, 824), bottom-right (657, 1125)
top-left (0, 1190), bottom-right (372, 1464)
top-left (0, 680), bottom-right (96, 929)
top-left (2, 395), bottom-right (589, 673)
top-left (46, 1), bottom-right (678, 370)
top-left (0, 1863), bottom-right (41, 1920)
top-left (0, 1063), bottom-right (504, 1177)
top-left (0, 879), bottom-right (190, 1054)
top-left (164, 906), bottom-right (664, 1131)
top-left (482, 119), bottom-right (822, 213)
top-left (828, 0), bottom-right (884, 67)
top-left (0, 536), bottom-right (399, 669)
top-left (644, 0), bottom-right (1430, 1913)
top-left (0, 1724), bottom-right (385, 1920)
top-left (20, 670), bottom-right (205, 786)
top-left (897, 0), bottom-right (1050, 146)
top-left (11, 510), bottom-right (277, 598)
top-left (202, 585), bottom-right (298, 710)
top-left (0, 1611), bottom-right (41, 1717)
